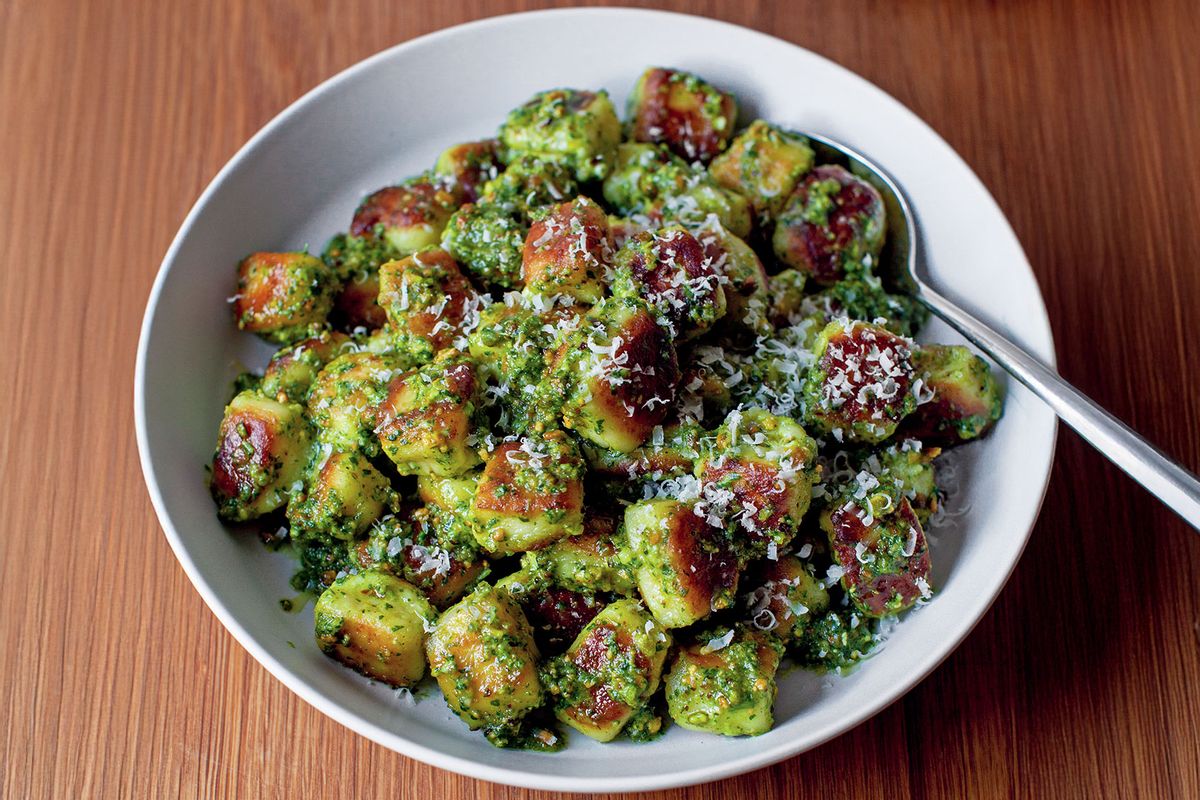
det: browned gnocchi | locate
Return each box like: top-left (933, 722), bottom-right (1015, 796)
top-left (210, 66), bottom-right (1003, 751)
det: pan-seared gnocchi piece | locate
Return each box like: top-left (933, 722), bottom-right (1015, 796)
top-left (469, 431), bottom-right (586, 555)
top-left (694, 219), bottom-right (770, 334)
top-left (434, 139), bottom-right (502, 203)
top-left (376, 248), bottom-right (482, 362)
top-left (479, 155), bottom-right (580, 215)
top-left (425, 584), bottom-right (543, 730)
top-left (583, 420), bottom-right (702, 482)
top-left (602, 143), bottom-right (682, 216)
top-left (515, 583), bottom-right (608, 655)
top-left (543, 599), bottom-right (672, 742)
top-left (465, 301), bottom-right (580, 435)
top-left (802, 319), bottom-right (918, 443)
top-left (210, 391), bottom-right (311, 521)
top-left (773, 165), bottom-right (886, 285)
top-left (286, 450), bottom-right (396, 543)
top-left (232, 251), bottom-right (337, 344)
top-left (664, 626), bottom-right (784, 736)
top-left (850, 441), bottom-right (940, 526)
top-left (555, 297), bottom-right (681, 453)
top-left (321, 233), bottom-right (399, 331)
top-left (313, 570), bottom-right (436, 688)
top-left (498, 89), bottom-right (622, 181)
top-left (355, 510), bottom-right (488, 610)
top-left (901, 344), bottom-right (1004, 447)
top-left (709, 120), bottom-right (815, 224)
top-left (627, 67), bottom-right (737, 164)
top-left (350, 175), bottom-right (461, 255)
top-left (374, 352), bottom-right (483, 477)
top-left (260, 331), bottom-right (353, 404)
top-left (742, 555), bottom-right (830, 641)
top-left (602, 143), bottom-right (751, 237)
top-left (624, 498), bottom-right (740, 628)
top-left (822, 488), bottom-right (932, 617)
top-left (521, 196), bottom-right (611, 304)
top-left (307, 351), bottom-right (411, 456)
top-left (696, 408), bottom-right (819, 558)
top-left (531, 510), bottom-right (637, 596)
top-left (610, 226), bottom-right (727, 340)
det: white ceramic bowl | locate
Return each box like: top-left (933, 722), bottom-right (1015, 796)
top-left (135, 8), bottom-right (1057, 792)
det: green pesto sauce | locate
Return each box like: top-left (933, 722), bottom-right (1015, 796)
top-left (483, 713), bottom-right (566, 751)
top-left (210, 68), bottom-right (1008, 752)
top-left (480, 156), bottom-right (579, 216)
top-left (794, 609), bottom-right (879, 672)
top-left (289, 540), bottom-right (354, 595)
top-left (498, 90), bottom-right (620, 181)
top-left (441, 202), bottom-right (527, 289)
top-left (322, 232), bottom-right (399, 283)
top-left (814, 277), bottom-right (929, 339)
top-left (232, 370), bottom-right (262, 399)
top-left (623, 702), bottom-right (667, 742)
top-left (798, 177), bottom-right (842, 226)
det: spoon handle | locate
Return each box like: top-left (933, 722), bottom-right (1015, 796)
top-left (917, 283), bottom-right (1200, 531)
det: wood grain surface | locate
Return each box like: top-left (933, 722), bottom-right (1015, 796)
top-left (2, 0), bottom-right (1198, 797)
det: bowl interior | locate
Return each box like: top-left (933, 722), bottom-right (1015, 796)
top-left (136, 9), bottom-right (1056, 792)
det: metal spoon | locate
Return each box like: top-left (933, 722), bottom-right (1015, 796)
top-left (803, 132), bottom-right (1200, 531)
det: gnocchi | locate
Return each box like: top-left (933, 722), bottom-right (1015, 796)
top-left (210, 67), bottom-right (1004, 750)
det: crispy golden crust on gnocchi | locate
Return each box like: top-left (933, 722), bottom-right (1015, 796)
top-left (611, 226), bottom-right (727, 340)
top-left (773, 164), bottom-right (886, 285)
top-left (426, 585), bottom-right (543, 729)
top-left (377, 248), bottom-right (481, 361)
top-left (628, 67), bottom-right (737, 164)
top-left (469, 431), bottom-right (585, 555)
top-left (521, 196), bottom-right (611, 303)
top-left (351, 179), bottom-right (461, 254)
top-left (624, 499), bottom-right (740, 628)
top-left (434, 139), bottom-right (501, 203)
top-left (286, 450), bottom-right (395, 542)
top-left (210, 391), bottom-right (310, 521)
top-left (233, 251), bottom-right (336, 344)
top-left (306, 351), bottom-right (410, 456)
top-left (557, 298), bottom-right (681, 453)
top-left (802, 320), bottom-right (917, 443)
top-left (313, 570), bottom-right (435, 687)
top-left (548, 600), bottom-right (671, 742)
top-left (697, 409), bottom-right (819, 556)
top-left (374, 353), bottom-right (482, 477)
top-left (823, 494), bottom-right (931, 617)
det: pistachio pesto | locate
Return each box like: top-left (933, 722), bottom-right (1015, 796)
top-left (208, 66), bottom-right (1005, 751)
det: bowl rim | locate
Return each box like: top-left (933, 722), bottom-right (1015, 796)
top-left (134, 7), bottom-right (1058, 792)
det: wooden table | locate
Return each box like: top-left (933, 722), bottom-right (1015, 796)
top-left (3, 1), bottom-right (1198, 797)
